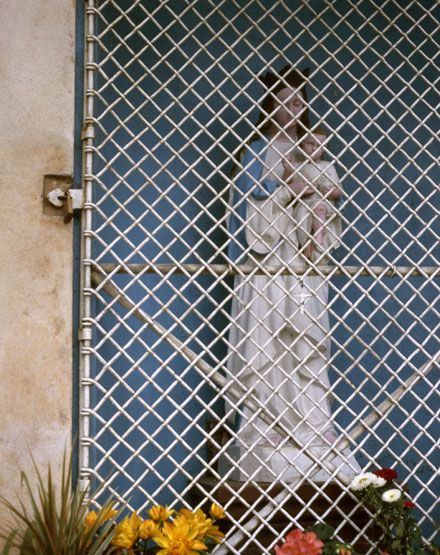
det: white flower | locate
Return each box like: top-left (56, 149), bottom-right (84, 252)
top-left (350, 472), bottom-right (377, 491)
top-left (371, 475), bottom-right (387, 488)
top-left (382, 488), bottom-right (402, 503)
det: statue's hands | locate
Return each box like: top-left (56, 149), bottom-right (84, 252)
top-left (288, 179), bottom-right (313, 196)
top-left (282, 159), bottom-right (313, 195)
top-left (282, 158), bottom-right (295, 182)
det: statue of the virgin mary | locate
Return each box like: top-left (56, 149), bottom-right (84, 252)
top-left (222, 66), bottom-right (360, 483)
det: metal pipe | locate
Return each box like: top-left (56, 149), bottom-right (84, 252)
top-left (94, 262), bottom-right (439, 278)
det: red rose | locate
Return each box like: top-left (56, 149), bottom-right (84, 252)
top-left (404, 501), bottom-right (416, 508)
top-left (373, 468), bottom-right (398, 481)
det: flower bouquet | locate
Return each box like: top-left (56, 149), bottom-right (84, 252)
top-left (275, 468), bottom-right (439, 555)
top-left (349, 468), bottom-right (435, 554)
top-left (85, 503), bottom-right (225, 554)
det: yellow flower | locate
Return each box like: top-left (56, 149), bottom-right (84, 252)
top-left (149, 505), bottom-right (176, 521)
top-left (84, 510), bottom-right (97, 528)
top-left (209, 503), bottom-right (225, 520)
top-left (111, 512), bottom-right (141, 549)
top-left (139, 519), bottom-right (161, 540)
top-left (84, 505), bottom-right (117, 531)
top-left (154, 520), bottom-right (207, 555)
top-left (176, 508), bottom-right (210, 540)
top-left (102, 507), bottom-right (118, 522)
top-left (175, 508), bottom-right (224, 544)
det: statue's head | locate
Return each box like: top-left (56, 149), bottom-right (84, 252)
top-left (257, 65), bottom-right (310, 139)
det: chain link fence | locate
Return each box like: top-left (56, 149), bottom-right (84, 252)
top-left (80, 1), bottom-right (439, 552)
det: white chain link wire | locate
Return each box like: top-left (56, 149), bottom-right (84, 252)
top-left (80, 1), bottom-right (439, 552)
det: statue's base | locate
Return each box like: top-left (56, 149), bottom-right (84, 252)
top-left (218, 443), bottom-right (360, 483)
top-left (190, 477), bottom-right (381, 554)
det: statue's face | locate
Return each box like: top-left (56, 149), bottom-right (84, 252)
top-left (273, 87), bottom-right (304, 128)
top-left (303, 133), bottom-right (326, 160)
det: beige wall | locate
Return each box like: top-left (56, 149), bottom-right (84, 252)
top-left (0, 0), bottom-right (75, 509)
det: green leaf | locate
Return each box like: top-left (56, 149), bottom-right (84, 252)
top-left (0, 530), bottom-right (18, 555)
top-left (413, 527), bottom-right (423, 544)
top-left (306, 523), bottom-right (335, 540)
top-left (322, 543), bottom-right (338, 555)
top-left (395, 522), bottom-right (405, 538)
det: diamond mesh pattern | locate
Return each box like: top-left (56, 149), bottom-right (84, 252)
top-left (80, 1), bottom-right (439, 552)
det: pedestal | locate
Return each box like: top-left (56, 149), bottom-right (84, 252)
top-left (190, 478), bottom-right (381, 554)
top-left (218, 443), bottom-right (360, 483)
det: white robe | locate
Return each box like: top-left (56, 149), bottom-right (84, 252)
top-left (222, 140), bottom-right (359, 482)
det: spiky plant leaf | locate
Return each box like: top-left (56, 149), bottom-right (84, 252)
top-left (0, 530), bottom-right (18, 555)
top-left (0, 450), bottom-right (118, 555)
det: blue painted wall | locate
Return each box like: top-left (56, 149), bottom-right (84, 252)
top-left (88, 0), bottom-right (439, 531)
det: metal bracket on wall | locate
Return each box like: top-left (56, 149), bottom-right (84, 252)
top-left (63, 189), bottom-right (84, 223)
top-left (43, 174), bottom-right (84, 223)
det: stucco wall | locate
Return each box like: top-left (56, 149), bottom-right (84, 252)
top-left (0, 0), bottom-right (75, 514)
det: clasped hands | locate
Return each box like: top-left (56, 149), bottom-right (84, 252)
top-left (282, 158), bottom-right (313, 196)
top-left (282, 158), bottom-right (341, 200)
